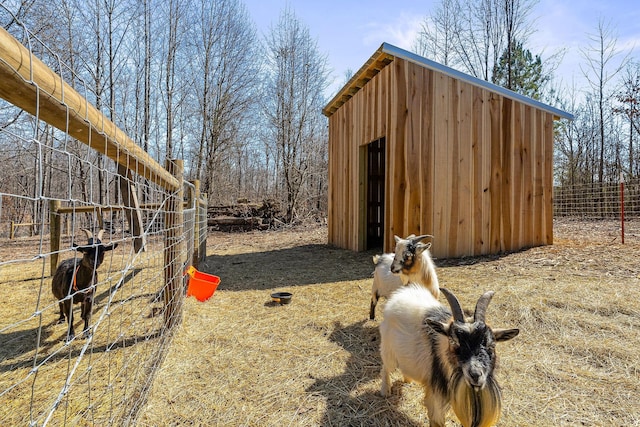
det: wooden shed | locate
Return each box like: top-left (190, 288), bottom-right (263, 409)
top-left (322, 43), bottom-right (573, 258)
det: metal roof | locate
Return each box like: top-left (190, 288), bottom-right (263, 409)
top-left (322, 42), bottom-right (574, 120)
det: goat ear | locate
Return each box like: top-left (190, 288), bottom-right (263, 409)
top-left (104, 243), bottom-right (118, 251)
top-left (394, 235), bottom-right (401, 243)
top-left (76, 245), bottom-right (90, 254)
top-left (426, 318), bottom-right (450, 336)
top-left (493, 328), bottom-right (520, 342)
top-left (415, 242), bottom-right (432, 254)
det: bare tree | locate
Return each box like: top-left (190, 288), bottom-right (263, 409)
top-left (500, 0), bottom-right (536, 88)
top-left (613, 61), bottom-right (640, 178)
top-left (414, 0), bottom-right (537, 83)
top-left (0, 0), bottom-right (38, 30)
top-left (263, 7), bottom-right (329, 222)
top-left (554, 81), bottom-right (602, 186)
top-left (414, 0), bottom-right (461, 67)
top-left (162, 0), bottom-right (183, 160)
top-left (141, 0), bottom-right (151, 154)
top-left (188, 0), bottom-right (262, 201)
top-left (580, 18), bottom-right (630, 184)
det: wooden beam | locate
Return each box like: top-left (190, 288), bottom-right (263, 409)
top-left (0, 27), bottom-right (179, 191)
top-left (118, 165), bottom-right (146, 253)
top-left (164, 159), bottom-right (184, 329)
top-left (322, 46), bottom-right (395, 117)
top-left (49, 199), bottom-right (61, 276)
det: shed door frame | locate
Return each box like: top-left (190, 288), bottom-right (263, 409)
top-left (364, 137), bottom-right (386, 250)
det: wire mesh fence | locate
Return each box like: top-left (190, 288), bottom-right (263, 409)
top-left (554, 177), bottom-right (640, 241)
top-left (2, 3), bottom-right (639, 426)
top-left (0, 7), bottom-right (206, 426)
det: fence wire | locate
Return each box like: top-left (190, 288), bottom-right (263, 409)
top-left (0, 7), bottom-right (205, 426)
top-left (2, 4), bottom-right (639, 427)
top-left (554, 178), bottom-right (640, 240)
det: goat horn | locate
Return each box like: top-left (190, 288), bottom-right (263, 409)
top-left (96, 229), bottom-right (105, 241)
top-left (440, 287), bottom-right (465, 323)
top-left (410, 234), bottom-right (433, 243)
top-left (473, 291), bottom-right (495, 323)
top-left (81, 228), bottom-right (93, 239)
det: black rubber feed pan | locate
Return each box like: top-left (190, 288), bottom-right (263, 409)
top-left (271, 292), bottom-right (292, 304)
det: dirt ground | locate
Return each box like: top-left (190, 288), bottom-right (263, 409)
top-left (131, 220), bottom-right (639, 426)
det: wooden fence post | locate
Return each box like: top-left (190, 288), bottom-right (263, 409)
top-left (118, 165), bottom-right (146, 253)
top-left (185, 181), bottom-right (195, 268)
top-left (49, 199), bottom-right (61, 276)
top-left (164, 159), bottom-right (184, 328)
top-left (190, 179), bottom-right (201, 268)
top-left (200, 193), bottom-right (207, 265)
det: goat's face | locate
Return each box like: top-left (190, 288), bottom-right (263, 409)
top-left (390, 234), bottom-right (431, 275)
top-left (74, 229), bottom-right (118, 271)
top-left (427, 288), bottom-right (519, 390)
top-left (446, 321), bottom-right (498, 389)
top-left (76, 239), bottom-right (118, 270)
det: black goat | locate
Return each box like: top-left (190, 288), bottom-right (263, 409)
top-left (51, 229), bottom-right (118, 340)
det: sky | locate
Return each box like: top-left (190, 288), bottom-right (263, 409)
top-left (243, 0), bottom-right (640, 99)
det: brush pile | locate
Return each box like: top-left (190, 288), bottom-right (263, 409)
top-left (207, 199), bottom-right (281, 231)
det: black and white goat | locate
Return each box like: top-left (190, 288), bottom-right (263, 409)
top-left (379, 285), bottom-right (519, 427)
top-left (51, 229), bottom-right (118, 340)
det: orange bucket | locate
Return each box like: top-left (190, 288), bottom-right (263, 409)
top-left (185, 266), bottom-right (220, 302)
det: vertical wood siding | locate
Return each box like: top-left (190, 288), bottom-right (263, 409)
top-left (327, 58), bottom-right (555, 258)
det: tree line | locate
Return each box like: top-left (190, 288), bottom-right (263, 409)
top-left (1, 0), bottom-right (328, 224)
top-left (414, 0), bottom-right (637, 188)
top-left (1, 0), bottom-right (638, 226)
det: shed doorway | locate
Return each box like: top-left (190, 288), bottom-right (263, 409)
top-left (366, 137), bottom-right (385, 249)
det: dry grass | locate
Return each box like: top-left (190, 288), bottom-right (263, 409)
top-left (136, 220), bottom-right (640, 426)
top-left (1, 221), bottom-right (638, 425)
top-left (0, 235), bottom-right (171, 426)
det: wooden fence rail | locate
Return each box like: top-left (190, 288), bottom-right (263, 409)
top-left (0, 24), bottom-right (207, 326)
top-left (0, 8), bottom-right (208, 425)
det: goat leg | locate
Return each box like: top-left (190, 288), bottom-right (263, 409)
top-left (80, 298), bottom-right (93, 339)
top-left (57, 301), bottom-right (66, 324)
top-left (369, 296), bottom-right (378, 320)
top-left (63, 300), bottom-right (75, 341)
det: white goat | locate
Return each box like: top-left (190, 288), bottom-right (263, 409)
top-left (369, 253), bottom-right (403, 320)
top-left (390, 234), bottom-right (440, 297)
top-left (379, 285), bottom-right (519, 427)
top-left (369, 234), bottom-right (440, 320)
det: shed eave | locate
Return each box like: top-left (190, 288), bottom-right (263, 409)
top-left (322, 45), bottom-right (393, 117)
top-left (322, 42), bottom-right (574, 121)
top-left (380, 43), bottom-right (574, 120)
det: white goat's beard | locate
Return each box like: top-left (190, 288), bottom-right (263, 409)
top-left (450, 374), bottom-right (502, 427)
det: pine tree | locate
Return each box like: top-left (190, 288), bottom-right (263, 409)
top-left (492, 40), bottom-right (549, 100)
